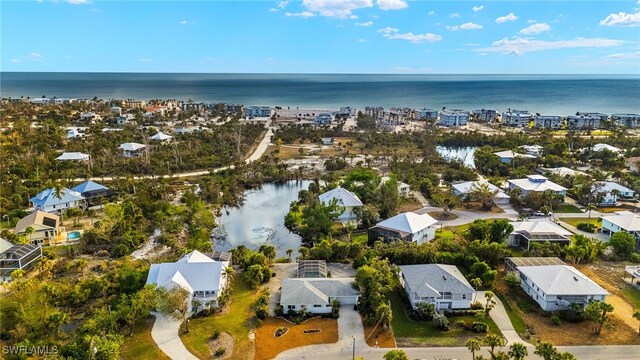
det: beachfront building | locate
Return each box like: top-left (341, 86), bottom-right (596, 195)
top-left (123, 99), bottom-right (146, 109)
top-left (494, 150), bottom-right (536, 164)
top-left (534, 115), bottom-right (563, 129)
top-left (368, 212), bottom-right (437, 245)
top-left (567, 114), bottom-right (601, 129)
top-left (515, 265), bottom-right (608, 311)
top-left (451, 180), bottom-right (511, 205)
top-left (507, 219), bottom-right (572, 250)
top-left (224, 104), bottom-right (244, 114)
top-left (364, 106), bottom-right (384, 120)
top-left (181, 102), bottom-right (206, 112)
top-left (399, 264), bottom-right (475, 310)
top-left (0, 241), bottom-right (43, 283)
top-left (612, 114), bottom-right (640, 128)
top-left (338, 106), bottom-right (357, 117)
top-left (146, 250), bottom-right (231, 314)
top-left (14, 211), bottom-right (62, 245)
top-left (318, 187), bottom-right (363, 222)
top-left (438, 109), bottom-right (469, 127)
top-left (507, 175), bottom-right (567, 199)
top-left (472, 109), bottom-right (498, 122)
top-left (280, 278), bottom-right (360, 313)
top-left (502, 110), bottom-right (531, 127)
top-left (601, 211), bottom-right (640, 249)
top-left (315, 113), bottom-right (333, 125)
top-left (380, 176), bottom-right (411, 198)
top-left (519, 145), bottom-right (544, 157)
top-left (30, 188), bottom-right (85, 213)
top-left (119, 142), bottom-right (147, 157)
top-left (592, 181), bottom-right (635, 205)
top-left (418, 108), bottom-right (438, 120)
top-left (244, 106), bottom-right (272, 118)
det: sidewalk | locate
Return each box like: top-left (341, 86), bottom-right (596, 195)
top-left (478, 291), bottom-right (530, 346)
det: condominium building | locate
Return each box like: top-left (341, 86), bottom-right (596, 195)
top-left (567, 114), bottom-right (601, 129)
top-left (534, 115), bottom-right (563, 129)
top-left (472, 109), bottom-right (498, 122)
top-left (418, 108), bottom-right (438, 120)
top-left (244, 106), bottom-right (272, 118)
top-left (364, 106), bottom-right (385, 120)
top-left (612, 114), bottom-right (640, 128)
top-left (502, 110), bottom-right (531, 127)
top-left (438, 109), bottom-right (469, 127)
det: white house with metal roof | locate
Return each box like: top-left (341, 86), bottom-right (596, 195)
top-left (494, 150), bottom-right (536, 164)
top-left (540, 167), bottom-right (587, 178)
top-left (592, 181), bottom-right (635, 205)
top-left (451, 180), bottom-right (510, 205)
top-left (399, 264), bottom-right (475, 310)
top-left (29, 188), bottom-right (85, 213)
top-left (380, 176), bottom-right (411, 198)
top-left (582, 143), bottom-right (623, 154)
top-left (507, 219), bottom-right (573, 250)
top-left (507, 175), bottom-right (567, 198)
top-left (601, 211), bottom-right (640, 250)
top-left (55, 152), bottom-right (90, 161)
top-left (516, 265), bottom-right (608, 311)
top-left (368, 212), bottom-right (437, 245)
top-left (280, 278), bottom-right (360, 314)
top-left (318, 187), bottom-right (363, 222)
top-left (146, 250), bottom-right (231, 314)
top-left (119, 142), bottom-right (147, 157)
top-left (150, 131), bottom-right (173, 143)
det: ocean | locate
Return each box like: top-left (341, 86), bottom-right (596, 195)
top-left (1, 72), bottom-right (639, 115)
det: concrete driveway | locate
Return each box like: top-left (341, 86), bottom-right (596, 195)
top-left (150, 312), bottom-right (198, 360)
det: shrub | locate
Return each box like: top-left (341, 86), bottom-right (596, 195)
top-left (414, 302), bottom-right (436, 321)
top-left (470, 301), bottom-right (483, 310)
top-left (454, 319), bottom-right (466, 328)
top-left (256, 319), bottom-right (263, 327)
top-left (212, 330), bottom-right (220, 340)
top-left (472, 321), bottom-right (488, 333)
top-left (433, 313), bottom-right (450, 331)
top-left (550, 315), bottom-right (561, 326)
top-left (274, 305), bottom-right (284, 317)
top-left (504, 272), bottom-right (521, 289)
top-left (576, 223), bottom-right (596, 233)
top-left (256, 306), bottom-right (268, 320)
top-left (215, 347), bottom-right (226, 357)
top-left (294, 317), bottom-right (302, 324)
top-left (257, 294), bottom-right (269, 306)
top-left (287, 309), bottom-right (297, 317)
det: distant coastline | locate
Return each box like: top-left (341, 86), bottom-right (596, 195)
top-left (2, 72), bottom-right (639, 114)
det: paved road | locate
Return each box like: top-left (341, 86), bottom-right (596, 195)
top-left (150, 312), bottom-right (198, 360)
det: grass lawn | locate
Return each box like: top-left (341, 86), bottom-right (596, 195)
top-left (181, 277), bottom-right (260, 360)
top-left (120, 317), bottom-right (170, 360)
top-left (555, 204), bottom-right (583, 213)
top-left (435, 228), bottom-right (455, 241)
top-left (493, 291), bottom-right (527, 336)
top-left (389, 292), bottom-right (502, 347)
top-left (254, 317), bottom-right (338, 360)
top-left (561, 217), bottom-right (601, 228)
top-left (621, 286), bottom-right (640, 309)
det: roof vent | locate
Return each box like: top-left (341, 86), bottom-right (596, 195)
top-left (442, 275), bottom-right (447, 280)
top-left (573, 276), bottom-right (578, 282)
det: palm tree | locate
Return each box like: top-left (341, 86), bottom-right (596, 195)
top-left (23, 226), bottom-right (35, 244)
top-left (465, 337), bottom-right (482, 360)
top-left (534, 342), bottom-right (557, 360)
top-left (470, 278), bottom-right (482, 302)
top-left (286, 249), bottom-right (293, 262)
top-left (586, 203), bottom-right (597, 220)
top-left (485, 334), bottom-right (505, 357)
top-left (633, 310), bottom-right (640, 334)
top-left (508, 342), bottom-right (529, 360)
top-left (484, 292), bottom-right (496, 316)
top-left (611, 188), bottom-right (622, 206)
top-left (223, 266), bottom-right (236, 283)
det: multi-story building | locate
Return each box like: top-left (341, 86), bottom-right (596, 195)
top-left (472, 109), bottom-right (498, 122)
top-left (181, 102), bottom-right (206, 112)
top-left (612, 114), bottom-right (640, 128)
top-left (534, 115), bottom-right (563, 129)
top-left (418, 108), bottom-right (438, 120)
top-left (338, 106), bottom-right (357, 116)
top-left (244, 106), bottom-right (272, 118)
top-left (364, 106), bottom-right (385, 120)
top-left (123, 99), bottom-right (146, 109)
top-left (438, 109), bottom-right (469, 127)
top-left (502, 110), bottom-right (531, 127)
top-left (224, 104), bottom-right (244, 114)
top-left (567, 114), bottom-right (601, 129)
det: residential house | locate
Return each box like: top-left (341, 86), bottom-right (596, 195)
top-left (111, 106), bottom-right (122, 116)
top-left (502, 110), bottom-right (531, 127)
top-left (399, 264), bottom-right (475, 310)
top-left (451, 180), bottom-right (510, 205)
top-left (314, 113), bottom-right (333, 125)
top-left (494, 150), bottom-right (536, 164)
top-left (321, 137), bottom-right (334, 145)
top-left (119, 142), bottom-right (146, 157)
top-left (601, 211), bottom-right (640, 249)
top-left (150, 132), bottom-right (173, 143)
top-left (280, 278), bottom-right (360, 313)
top-left (14, 211), bottom-right (62, 245)
top-left (568, 114), bottom-right (602, 129)
top-left (507, 219), bottom-right (573, 250)
top-left (318, 187), bottom-right (363, 222)
top-left (79, 112), bottom-right (102, 122)
top-left (534, 115), bottom-right (563, 129)
top-left (507, 175), bottom-right (567, 198)
top-left (368, 212), bottom-right (437, 245)
top-left (71, 181), bottom-right (112, 202)
top-left (438, 109), bottom-right (469, 127)
top-left (66, 127), bottom-right (85, 139)
top-left (30, 188), bottom-right (85, 213)
top-left (55, 152), bottom-right (90, 162)
top-left (244, 106), bottom-right (272, 118)
top-left (592, 181), bottom-right (635, 205)
top-left (539, 167), bottom-right (587, 178)
top-left (338, 106), bottom-right (357, 117)
top-left (418, 108), bottom-right (438, 120)
top-left (519, 145), bottom-right (544, 157)
top-left (380, 176), bottom-right (411, 198)
top-left (625, 157), bottom-right (640, 173)
top-left (472, 109), bottom-right (498, 122)
top-left (0, 241), bottom-right (43, 282)
top-left (146, 250), bottom-right (231, 314)
top-left (116, 114), bottom-right (136, 125)
top-left (516, 265), bottom-right (608, 311)
top-left (583, 143), bottom-right (623, 155)
top-left (612, 113), bottom-right (640, 128)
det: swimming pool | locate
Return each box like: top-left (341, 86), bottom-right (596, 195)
top-left (67, 231), bottom-right (81, 241)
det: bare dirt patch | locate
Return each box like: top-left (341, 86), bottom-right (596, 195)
top-left (364, 324), bottom-right (396, 348)
top-left (207, 332), bottom-right (234, 360)
top-left (254, 317), bottom-right (338, 360)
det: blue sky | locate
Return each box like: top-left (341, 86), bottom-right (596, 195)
top-left (2, 0), bottom-right (639, 73)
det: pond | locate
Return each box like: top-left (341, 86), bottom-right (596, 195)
top-left (436, 146), bottom-right (478, 168)
top-left (211, 180), bottom-right (310, 257)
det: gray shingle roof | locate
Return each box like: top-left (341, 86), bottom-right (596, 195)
top-left (280, 278), bottom-right (359, 305)
top-left (400, 264), bottom-right (474, 298)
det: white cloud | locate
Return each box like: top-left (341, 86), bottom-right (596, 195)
top-left (285, 11), bottom-right (315, 18)
top-left (179, 20), bottom-right (194, 25)
top-left (519, 23), bottom-right (550, 34)
top-left (604, 51), bottom-right (640, 59)
top-left (67, 0), bottom-right (88, 4)
top-left (358, 38), bottom-right (367, 42)
top-left (356, 21), bottom-right (373, 26)
top-left (496, 12), bottom-right (518, 23)
top-left (379, 27), bottom-right (442, 43)
top-left (599, 12), bottom-right (640, 27)
top-left (376, 0), bottom-right (408, 11)
top-left (428, 11), bottom-right (435, 16)
top-left (139, 58), bottom-right (152, 62)
top-left (301, 0), bottom-right (372, 19)
top-left (11, 52), bottom-right (44, 63)
top-left (449, 12), bottom-right (461, 18)
top-left (472, 5), bottom-right (484, 12)
top-left (269, 8), bottom-right (278, 12)
top-left (447, 22), bottom-right (483, 31)
top-left (478, 37), bottom-right (624, 55)
top-left (277, 1), bottom-right (289, 9)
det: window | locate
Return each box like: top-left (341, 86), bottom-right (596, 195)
top-left (462, 294), bottom-right (467, 300)
top-left (313, 305), bottom-right (321, 308)
top-left (288, 305), bottom-right (295, 309)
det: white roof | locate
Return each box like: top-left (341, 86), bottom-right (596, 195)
top-left (542, 167), bottom-right (587, 177)
top-left (55, 152), bottom-right (90, 161)
top-left (0, 238), bottom-right (14, 253)
top-left (593, 181), bottom-right (634, 194)
top-left (511, 219), bottom-right (573, 236)
top-left (400, 264), bottom-right (474, 297)
top-left (520, 145), bottom-right (543, 150)
top-left (508, 176), bottom-right (567, 192)
top-left (517, 265), bottom-right (609, 296)
top-left (494, 150), bottom-right (536, 159)
top-left (451, 180), bottom-right (503, 195)
top-left (375, 212), bottom-right (437, 234)
top-left (119, 142), bottom-right (146, 151)
top-left (381, 176), bottom-right (410, 189)
top-left (280, 278), bottom-right (359, 305)
top-left (588, 143), bottom-right (623, 153)
top-left (150, 132), bottom-right (173, 141)
top-left (319, 187), bottom-right (363, 207)
top-left (146, 250), bottom-right (226, 292)
top-left (602, 211), bottom-right (640, 231)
